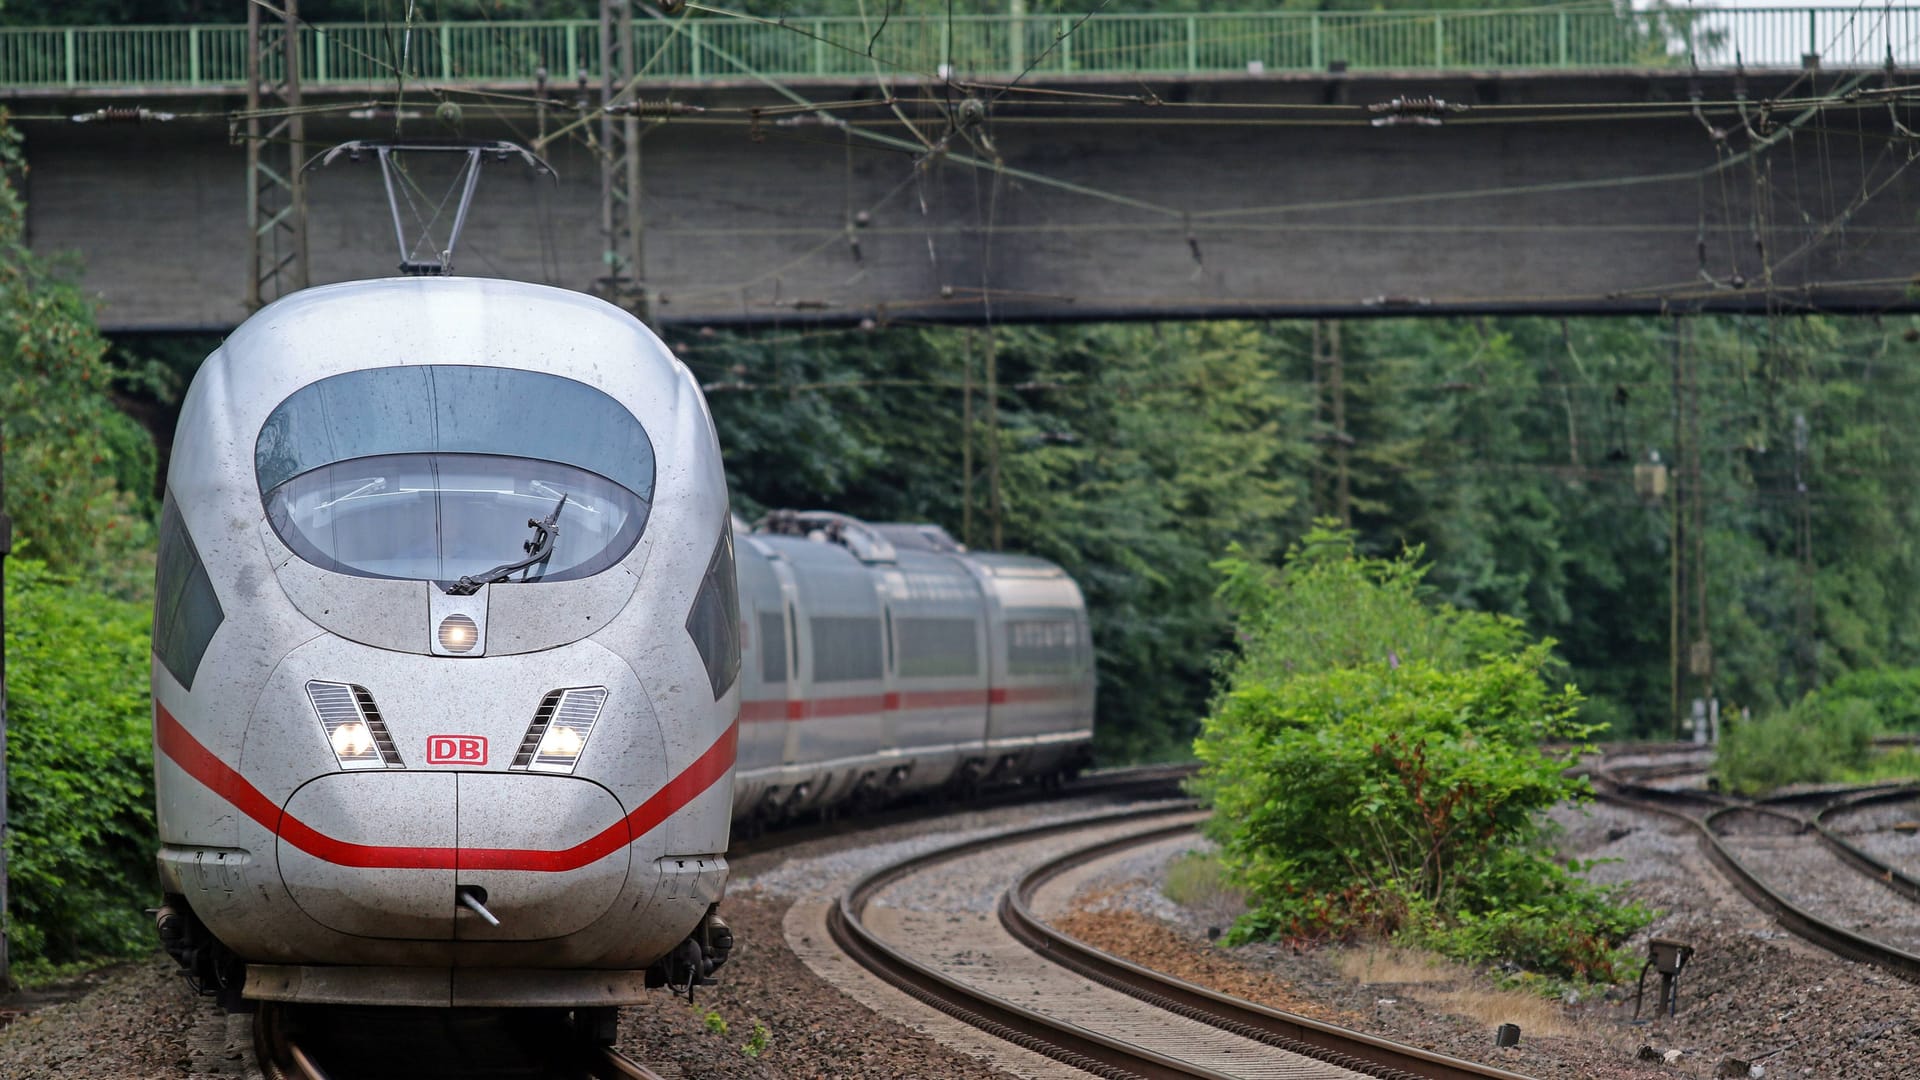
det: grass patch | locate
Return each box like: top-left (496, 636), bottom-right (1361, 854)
top-left (1843, 747), bottom-right (1920, 786)
top-left (1161, 851), bottom-right (1244, 913)
top-left (1336, 945), bottom-right (1580, 1037)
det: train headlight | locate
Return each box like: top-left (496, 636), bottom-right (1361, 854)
top-left (330, 722), bottom-right (375, 758)
top-left (539, 724), bottom-right (585, 759)
top-left (438, 614), bottom-right (480, 654)
top-left (306, 681), bottom-right (404, 770)
top-left (511, 687), bottom-right (608, 774)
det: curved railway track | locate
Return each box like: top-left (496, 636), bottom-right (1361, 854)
top-left (828, 806), bottom-right (1537, 1080)
top-left (1591, 760), bottom-right (1920, 983)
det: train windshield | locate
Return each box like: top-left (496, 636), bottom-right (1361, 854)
top-left (256, 366), bottom-right (654, 585)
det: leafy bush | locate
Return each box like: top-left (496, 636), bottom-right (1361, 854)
top-left (1713, 692), bottom-right (1879, 795)
top-left (4, 558), bottom-right (157, 975)
top-left (1821, 667), bottom-right (1920, 732)
top-left (1193, 524), bottom-right (1646, 982)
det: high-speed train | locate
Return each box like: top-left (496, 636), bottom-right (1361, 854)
top-left (150, 277), bottom-right (1093, 1019)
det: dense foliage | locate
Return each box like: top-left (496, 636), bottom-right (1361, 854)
top-left (3, 560), bottom-right (157, 975)
top-left (688, 311), bottom-right (1920, 754)
top-left (3, 110), bottom-right (166, 978)
top-left (1712, 692), bottom-right (1878, 795)
top-left (1193, 525), bottom-right (1646, 980)
top-left (0, 112), bottom-right (160, 598)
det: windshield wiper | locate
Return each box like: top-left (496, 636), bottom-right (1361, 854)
top-left (316, 477), bottom-right (387, 511)
top-left (445, 493), bottom-right (567, 596)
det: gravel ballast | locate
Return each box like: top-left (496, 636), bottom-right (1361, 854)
top-left (1053, 800), bottom-right (1920, 1079)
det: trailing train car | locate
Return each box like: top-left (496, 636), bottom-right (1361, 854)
top-left (151, 277), bottom-right (739, 1015)
top-left (732, 512), bottom-right (1095, 826)
top-left (148, 275), bottom-right (1094, 1022)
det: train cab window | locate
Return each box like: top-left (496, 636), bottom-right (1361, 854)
top-left (255, 366), bottom-right (653, 585)
top-left (153, 491), bottom-right (225, 690)
top-left (686, 526), bottom-right (742, 699)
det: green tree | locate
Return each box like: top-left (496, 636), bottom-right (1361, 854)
top-left (0, 113), bottom-right (159, 599)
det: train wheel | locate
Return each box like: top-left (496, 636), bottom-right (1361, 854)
top-left (253, 1002), bottom-right (291, 1075)
top-left (571, 1006), bottom-right (619, 1047)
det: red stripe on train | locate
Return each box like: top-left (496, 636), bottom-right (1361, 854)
top-left (154, 703), bottom-right (736, 873)
top-left (738, 684), bottom-right (1080, 722)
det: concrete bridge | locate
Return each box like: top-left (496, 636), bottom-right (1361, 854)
top-left (8, 8), bottom-right (1920, 329)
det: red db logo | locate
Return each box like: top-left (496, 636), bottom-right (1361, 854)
top-left (427, 735), bottom-right (487, 766)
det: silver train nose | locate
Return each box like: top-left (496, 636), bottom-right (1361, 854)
top-left (277, 771), bottom-right (633, 941)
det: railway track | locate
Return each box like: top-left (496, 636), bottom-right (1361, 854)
top-left (828, 806), bottom-right (1537, 1080)
top-left (254, 1002), bottom-right (672, 1080)
top-left (1591, 761), bottom-right (1920, 983)
top-left (1813, 786), bottom-right (1920, 901)
top-left (729, 761), bottom-right (1195, 854)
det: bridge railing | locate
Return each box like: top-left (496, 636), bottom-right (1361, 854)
top-left (4, 8), bottom-right (1918, 90)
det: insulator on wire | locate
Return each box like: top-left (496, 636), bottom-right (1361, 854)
top-left (72, 106), bottom-right (175, 124)
top-left (605, 99), bottom-right (704, 118)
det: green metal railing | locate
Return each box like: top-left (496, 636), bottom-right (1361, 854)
top-left (4, 8), bottom-right (1918, 90)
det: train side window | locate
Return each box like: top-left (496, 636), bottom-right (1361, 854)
top-left (1008, 618), bottom-right (1079, 676)
top-left (152, 492), bottom-right (225, 691)
top-left (810, 616), bottom-right (883, 682)
top-left (759, 611), bottom-right (787, 685)
top-left (883, 608), bottom-right (895, 675)
top-left (686, 525), bottom-right (741, 698)
top-left (896, 617), bottom-right (981, 678)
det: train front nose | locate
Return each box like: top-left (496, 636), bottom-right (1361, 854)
top-left (277, 771), bottom-right (633, 941)
top-left (246, 635), bottom-right (672, 956)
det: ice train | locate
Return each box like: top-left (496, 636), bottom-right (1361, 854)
top-left (150, 277), bottom-right (1093, 1017)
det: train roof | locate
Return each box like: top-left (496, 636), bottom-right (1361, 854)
top-left (188, 277), bottom-right (695, 459)
top-left (747, 509), bottom-right (1072, 581)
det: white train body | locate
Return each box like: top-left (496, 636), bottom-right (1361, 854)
top-left (150, 276), bottom-right (1093, 1012)
top-left (731, 515), bottom-right (1095, 821)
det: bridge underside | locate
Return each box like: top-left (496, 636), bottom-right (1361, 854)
top-left (15, 68), bottom-right (1920, 330)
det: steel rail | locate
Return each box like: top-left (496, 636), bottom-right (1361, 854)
top-left (1001, 823), bottom-right (1539, 1080)
top-left (830, 803), bottom-right (1537, 1079)
top-left (828, 804), bottom-right (1239, 1080)
top-left (1811, 785), bottom-right (1920, 904)
top-left (1591, 769), bottom-right (1920, 983)
top-left (589, 1046), bottom-right (673, 1080)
